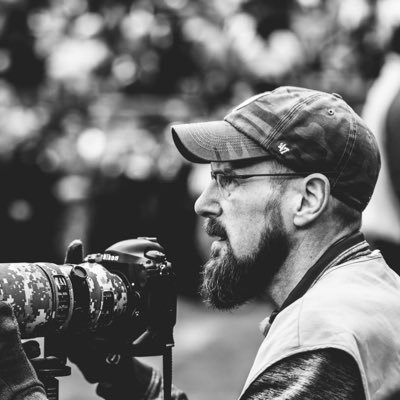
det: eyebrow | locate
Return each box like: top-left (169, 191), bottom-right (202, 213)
top-left (211, 165), bottom-right (234, 174)
top-left (211, 157), bottom-right (274, 174)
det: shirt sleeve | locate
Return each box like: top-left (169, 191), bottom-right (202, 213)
top-left (241, 348), bottom-right (365, 400)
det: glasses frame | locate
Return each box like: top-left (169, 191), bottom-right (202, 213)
top-left (210, 170), bottom-right (336, 198)
top-left (211, 171), bottom-right (314, 180)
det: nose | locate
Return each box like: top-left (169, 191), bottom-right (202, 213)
top-left (194, 181), bottom-right (222, 218)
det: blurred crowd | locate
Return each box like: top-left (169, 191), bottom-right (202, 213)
top-left (0, 0), bottom-right (399, 296)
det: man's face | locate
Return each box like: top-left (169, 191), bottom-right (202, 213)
top-left (194, 159), bottom-right (291, 310)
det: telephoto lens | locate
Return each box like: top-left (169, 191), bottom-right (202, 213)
top-left (0, 262), bottom-right (74, 338)
top-left (0, 261), bottom-right (129, 338)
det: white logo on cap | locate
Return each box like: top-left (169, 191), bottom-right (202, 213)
top-left (278, 142), bottom-right (290, 154)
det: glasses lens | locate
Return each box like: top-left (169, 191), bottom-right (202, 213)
top-left (210, 171), bottom-right (228, 197)
top-left (216, 173), bottom-right (234, 198)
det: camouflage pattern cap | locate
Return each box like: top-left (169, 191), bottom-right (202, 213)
top-left (171, 86), bottom-right (381, 211)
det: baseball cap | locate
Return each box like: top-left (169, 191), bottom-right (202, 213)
top-left (171, 86), bottom-right (380, 211)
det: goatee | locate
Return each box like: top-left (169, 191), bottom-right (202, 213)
top-left (200, 209), bottom-right (288, 310)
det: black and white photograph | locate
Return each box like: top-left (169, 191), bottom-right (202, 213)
top-left (0, 0), bottom-right (399, 399)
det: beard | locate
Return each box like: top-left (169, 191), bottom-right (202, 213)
top-left (200, 205), bottom-right (289, 310)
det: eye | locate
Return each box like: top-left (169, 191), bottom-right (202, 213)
top-left (218, 173), bottom-right (236, 188)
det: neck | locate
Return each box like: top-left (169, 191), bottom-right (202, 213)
top-left (266, 227), bottom-right (357, 308)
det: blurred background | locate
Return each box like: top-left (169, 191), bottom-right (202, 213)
top-left (1, 0), bottom-right (400, 399)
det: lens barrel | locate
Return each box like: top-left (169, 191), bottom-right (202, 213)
top-left (0, 261), bottom-right (129, 338)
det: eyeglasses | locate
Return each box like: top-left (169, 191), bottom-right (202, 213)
top-left (210, 170), bottom-right (311, 198)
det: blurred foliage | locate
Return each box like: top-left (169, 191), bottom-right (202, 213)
top-left (0, 0), bottom-right (397, 294)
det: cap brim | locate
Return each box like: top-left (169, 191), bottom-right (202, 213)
top-left (171, 120), bottom-right (268, 163)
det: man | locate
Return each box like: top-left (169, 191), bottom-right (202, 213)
top-left (1, 86), bottom-right (400, 400)
top-left (169, 86), bottom-right (400, 399)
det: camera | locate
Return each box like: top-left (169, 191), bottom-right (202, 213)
top-left (0, 237), bottom-right (176, 399)
top-left (0, 236), bottom-right (176, 354)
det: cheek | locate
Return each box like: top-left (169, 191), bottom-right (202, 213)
top-left (275, 191), bottom-right (295, 235)
top-left (226, 201), bottom-right (271, 258)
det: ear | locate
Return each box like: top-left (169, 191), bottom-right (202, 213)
top-left (293, 174), bottom-right (330, 228)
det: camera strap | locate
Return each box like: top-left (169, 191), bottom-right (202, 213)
top-left (265, 231), bottom-right (370, 335)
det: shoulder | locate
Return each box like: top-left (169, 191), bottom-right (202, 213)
top-left (261, 252), bottom-right (400, 365)
top-left (302, 253), bottom-right (400, 312)
top-left (303, 253), bottom-right (400, 310)
top-left (298, 254), bottom-right (400, 340)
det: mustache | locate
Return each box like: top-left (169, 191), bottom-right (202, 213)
top-left (204, 218), bottom-right (227, 239)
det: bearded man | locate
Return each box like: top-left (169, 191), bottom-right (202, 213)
top-left (1, 87), bottom-right (400, 400)
top-left (169, 86), bottom-right (400, 400)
